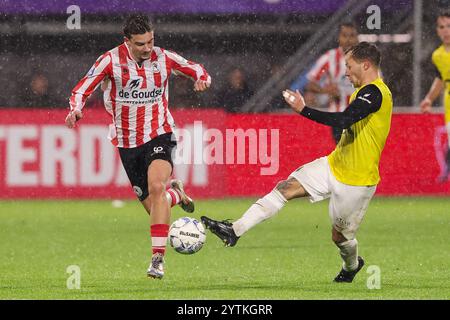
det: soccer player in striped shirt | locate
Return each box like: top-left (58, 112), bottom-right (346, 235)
top-left (305, 22), bottom-right (359, 143)
top-left (420, 10), bottom-right (450, 182)
top-left (202, 42), bottom-right (392, 283)
top-left (65, 15), bottom-right (211, 279)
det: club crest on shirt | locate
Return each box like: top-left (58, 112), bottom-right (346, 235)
top-left (152, 62), bottom-right (161, 73)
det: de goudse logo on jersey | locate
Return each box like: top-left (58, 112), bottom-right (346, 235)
top-left (118, 76), bottom-right (163, 102)
top-left (129, 78), bottom-right (140, 90)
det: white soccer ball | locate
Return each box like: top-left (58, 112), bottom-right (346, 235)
top-left (169, 217), bottom-right (206, 254)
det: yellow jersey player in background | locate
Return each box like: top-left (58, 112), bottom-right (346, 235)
top-left (420, 10), bottom-right (450, 182)
top-left (202, 42), bottom-right (393, 283)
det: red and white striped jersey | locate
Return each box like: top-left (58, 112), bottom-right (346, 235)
top-left (307, 47), bottom-right (354, 112)
top-left (70, 43), bottom-right (211, 148)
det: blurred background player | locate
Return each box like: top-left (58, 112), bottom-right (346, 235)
top-left (65, 15), bottom-right (211, 279)
top-left (23, 72), bottom-right (56, 108)
top-left (202, 42), bottom-right (392, 283)
top-left (420, 10), bottom-right (450, 182)
top-left (216, 67), bottom-right (254, 113)
top-left (304, 22), bottom-right (359, 143)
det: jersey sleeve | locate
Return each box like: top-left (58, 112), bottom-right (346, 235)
top-left (300, 84), bottom-right (383, 129)
top-left (432, 61), bottom-right (442, 79)
top-left (164, 50), bottom-right (211, 84)
top-left (69, 53), bottom-right (112, 111)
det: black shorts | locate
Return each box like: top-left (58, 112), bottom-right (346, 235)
top-left (118, 133), bottom-right (177, 201)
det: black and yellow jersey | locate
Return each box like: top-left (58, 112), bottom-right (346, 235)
top-left (300, 78), bottom-right (393, 186)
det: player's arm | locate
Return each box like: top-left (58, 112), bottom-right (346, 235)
top-left (65, 53), bottom-right (112, 128)
top-left (283, 84), bottom-right (382, 129)
top-left (305, 51), bottom-right (340, 98)
top-left (164, 50), bottom-right (211, 92)
top-left (307, 81), bottom-right (340, 98)
top-left (420, 62), bottom-right (443, 113)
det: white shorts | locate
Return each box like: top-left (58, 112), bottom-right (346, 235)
top-left (289, 157), bottom-right (376, 240)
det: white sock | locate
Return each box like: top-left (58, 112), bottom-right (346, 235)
top-left (232, 189), bottom-right (287, 237)
top-left (336, 239), bottom-right (358, 271)
top-left (166, 188), bottom-right (181, 207)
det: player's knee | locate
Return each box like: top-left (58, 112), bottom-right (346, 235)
top-left (275, 180), bottom-right (290, 199)
top-left (275, 178), bottom-right (306, 200)
top-left (148, 180), bottom-right (165, 197)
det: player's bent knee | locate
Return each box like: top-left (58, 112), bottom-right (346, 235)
top-left (275, 178), bottom-right (308, 200)
top-left (148, 181), bottom-right (166, 197)
top-left (275, 180), bottom-right (291, 199)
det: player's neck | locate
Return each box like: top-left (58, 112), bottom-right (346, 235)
top-left (443, 43), bottom-right (450, 52)
top-left (129, 51), bottom-right (144, 65)
top-left (125, 42), bottom-right (145, 65)
top-left (360, 70), bottom-right (380, 87)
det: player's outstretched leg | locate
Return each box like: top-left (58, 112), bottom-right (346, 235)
top-left (201, 187), bottom-right (290, 246)
top-left (168, 179), bottom-right (195, 213)
top-left (334, 256), bottom-right (365, 283)
top-left (201, 216), bottom-right (240, 247)
top-left (202, 178), bottom-right (307, 247)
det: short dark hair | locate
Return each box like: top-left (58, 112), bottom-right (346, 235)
top-left (340, 22), bottom-right (358, 32)
top-left (345, 41), bottom-right (381, 67)
top-left (123, 15), bottom-right (153, 39)
top-left (437, 9), bottom-right (450, 20)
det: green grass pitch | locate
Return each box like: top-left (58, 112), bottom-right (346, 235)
top-left (0, 197), bottom-right (449, 299)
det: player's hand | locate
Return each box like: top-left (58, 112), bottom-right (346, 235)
top-left (283, 89), bottom-right (305, 113)
top-left (65, 110), bottom-right (83, 128)
top-left (194, 79), bottom-right (211, 92)
top-left (420, 98), bottom-right (432, 113)
top-left (323, 83), bottom-right (340, 99)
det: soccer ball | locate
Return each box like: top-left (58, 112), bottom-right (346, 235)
top-left (169, 217), bottom-right (206, 254)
